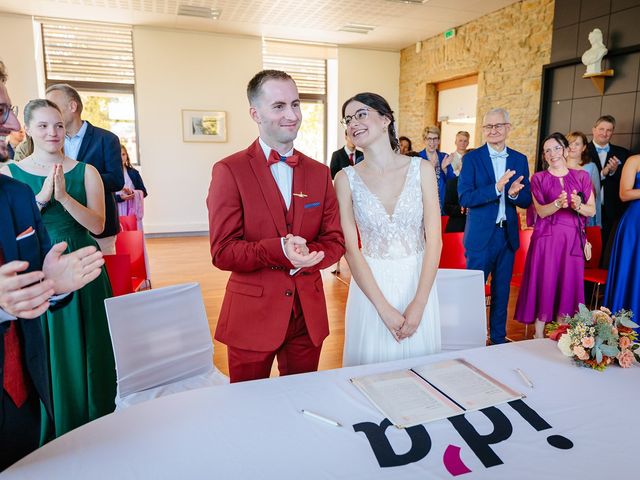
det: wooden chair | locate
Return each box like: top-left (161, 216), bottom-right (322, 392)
top-left (103, 254), bottom-right (133, 297)
top-left (584, 226), bottom-right (607, 308)
top-left (115, 231), bottom-right (150, 291)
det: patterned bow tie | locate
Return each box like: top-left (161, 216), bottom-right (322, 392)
top-left (267, 149), bottom-right (299, 167)
top-left (596, 145), bottom-right (610, 154)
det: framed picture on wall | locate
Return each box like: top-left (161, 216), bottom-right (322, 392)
top-left (182, 110), bottom-right (227, 142)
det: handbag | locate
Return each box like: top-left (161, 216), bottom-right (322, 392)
top-left (574, 193), bottom-right (591, 262)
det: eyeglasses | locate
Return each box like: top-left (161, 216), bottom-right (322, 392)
top-left (341, 108), bottom-right (370, 127)
top-left (0, 104), bottom-right (18, 124)
top-left (543, 145), bottom-right (564, 156)
top-left (425, 136), bottom-right (439, 142)
top-left (482, 123), bottom-right (509, 132)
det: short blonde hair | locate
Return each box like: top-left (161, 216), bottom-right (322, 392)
top-left (456, 131), bottom-right (470, 139)
top-left (422, 125), bottom-right (440, 138)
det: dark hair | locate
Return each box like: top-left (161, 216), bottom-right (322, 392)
top-left (24, 99), bottom-right (62, 125)
top-left (398, 136), bottom-right (412, 150)
top-left (566, 131), bottom-right (591, 166)
top-left (246, 70), bottom-right (294, 105)
top-left (594, 115), bottom-right (616, 129)
top-left (46, 83), bottom-right (84, 114)
top-left (120, 143), bottom-right (133, 169)
top-left (341, 92), bottom-right (399, 152)
top-left (540, 132), bottom-right (569, 169)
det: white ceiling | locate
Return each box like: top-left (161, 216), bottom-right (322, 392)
top-left (0, 0), bottom-right (519, 51)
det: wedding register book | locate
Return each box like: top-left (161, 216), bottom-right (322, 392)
top-left (350, 358), bottom-right (524, 428)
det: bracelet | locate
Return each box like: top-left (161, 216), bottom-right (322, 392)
top-left (35, 199), bottom-right (49, 210)
top-left (576, 203), bottom-right (582, 213)
top-left (553, 200), bottom-right (561, 209)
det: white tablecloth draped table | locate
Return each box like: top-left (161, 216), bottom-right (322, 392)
top-left (3, 339), bottom-right (638, 479)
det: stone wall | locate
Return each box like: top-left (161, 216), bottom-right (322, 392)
top-left (399, 0), bottom-right (554, 164)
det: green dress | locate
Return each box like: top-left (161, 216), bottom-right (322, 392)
top-left (8, 163), bottom-right (116, 440)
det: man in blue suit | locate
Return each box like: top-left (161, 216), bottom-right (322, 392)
top-left (0, 62), bottom-right (104, 469)
top-left (46, 84), bottom-right (124, 254)
top-left (458, 108), bottom-right (531, 345)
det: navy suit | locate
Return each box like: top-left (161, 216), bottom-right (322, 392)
top-left (76, 122), bottom-right (124, 238)
top-left (0, 175), bottom-right (54, 468)
top-left (458, 143), bottom-right (531, 343)
top-left (329, 148), bottom-right (363, 179)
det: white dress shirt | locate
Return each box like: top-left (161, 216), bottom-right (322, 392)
top-left (259, 137), bottom-right (293, 209)
top-left (64, 121), bottom-right (88, 160)
top-left (488, 144), bottom-right (508, 223)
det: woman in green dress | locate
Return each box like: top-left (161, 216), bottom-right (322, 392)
top-left (1, 99), bottom-right (116, 439)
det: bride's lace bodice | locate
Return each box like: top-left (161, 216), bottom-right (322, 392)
top-left (345, 157), bottom-right (425, 259)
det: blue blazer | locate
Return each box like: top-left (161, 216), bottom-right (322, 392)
top-left (0, 175), bottom-right (53, 424)
top-left (116, 167), bottom-right (147, 201)
top-left (419, 149), bottom-right (455, 213)
top-left (76, 122), bottom-right (124, 238)
top-left (458, 143), bottom-right (532, 252)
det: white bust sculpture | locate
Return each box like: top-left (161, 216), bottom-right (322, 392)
top-left (582, 28), bottom-right (608, 74)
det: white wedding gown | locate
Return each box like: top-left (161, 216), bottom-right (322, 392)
top-left (342, 157), bottom-right (441, 367)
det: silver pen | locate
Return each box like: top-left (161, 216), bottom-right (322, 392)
top-left (300, 409), bottom-right (342, 427)
top-left (515, 368), bottom-right (534, 388)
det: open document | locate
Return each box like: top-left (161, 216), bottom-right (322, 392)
top-left (351, 359), bottom-right (524, 428)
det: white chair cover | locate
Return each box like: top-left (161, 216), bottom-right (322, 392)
top-left (104, 282), bottom-right (228, 410)
top-left (436, 269), bottom-right (487, 350)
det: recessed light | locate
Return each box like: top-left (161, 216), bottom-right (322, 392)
top-left (177, 4), bottom-right (221, 20)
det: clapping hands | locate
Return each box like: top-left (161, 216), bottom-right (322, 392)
top-left (602, 156), bottom-right (621, 176)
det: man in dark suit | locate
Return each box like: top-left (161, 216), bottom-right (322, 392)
top-left (329, 131), bottom-right (363, 179)
top-left (0, 62), bottom-right (104, 469)
top-left (46, 84), bottom-right (124, 254)
top-left (586, 115), bottom-right (629, 263)
top-left (458, 108), bottom-right (531, 345)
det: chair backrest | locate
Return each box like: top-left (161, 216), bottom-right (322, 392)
top-left (439, 232), bottom-right (466, 269)
top-left (437, 269), bottom-right (487, 350)
top-left (585, 226), bottom-right (602, 269)
top-left (440, 216), bottom-right (449, 232)
top-left (115, 230), bottom-right (147, 280)
top-left (119, 215), bottom-right (138, 231)
top-left (104, 283), bottom-right (214, 399)
top-left (513, 229), bottom-right (534, 276)
top-left (103, 254), bottom-right (133, 297)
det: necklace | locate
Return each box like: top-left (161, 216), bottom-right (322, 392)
top-left (31, 157), bottom-right (63, 169)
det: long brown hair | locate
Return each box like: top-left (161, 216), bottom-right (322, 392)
top-left (120, 143), bottom-right (133, 169)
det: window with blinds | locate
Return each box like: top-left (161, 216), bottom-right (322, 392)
top-left (39, 19), bottom-right (139, 164)
top-left (41, 20), bottom-right (135, 87)
top-left (262, 55), bottom-right (326, 96)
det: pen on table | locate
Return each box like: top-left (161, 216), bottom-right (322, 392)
top-left (515, 368), bottom-right (534, 389)
top-left (300, 409), bottom-right (342, 427)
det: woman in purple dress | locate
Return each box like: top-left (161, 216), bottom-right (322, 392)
top-left (514, 133), bottom-right (596, 338)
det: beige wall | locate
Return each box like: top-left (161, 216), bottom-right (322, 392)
top-left (133, 27), bottom-right (262, 233)
top-left (0, 13), bottom-right (39, 119)
top-left (337, 47), bottom-right (400, 148)
top-left (399, 0), bottom-right (554, 163)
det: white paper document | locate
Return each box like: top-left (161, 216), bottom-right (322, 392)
top-left (351, 359), bottom-right (523, 428)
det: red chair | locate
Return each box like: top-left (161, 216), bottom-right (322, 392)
top-left (584, 226), bottom-right (607, 308)
top-left (510, 229), bottom-right (533, 288)
top-left (103, 254), bottom-right (133, 297)
top-left (115, 231), bottom-right (149, 291)
top-left (119, 215), bottom-right (138, 231)
top-left (440, 216), bottom-right (449, 233)
top-left (439, 232), bottom-right (466, 269)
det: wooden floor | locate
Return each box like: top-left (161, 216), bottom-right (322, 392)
top-left (146, 236), bottom-right (530, 377)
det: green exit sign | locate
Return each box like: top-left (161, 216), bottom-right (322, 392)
top-left (444, 28), bottom-right (456, 40)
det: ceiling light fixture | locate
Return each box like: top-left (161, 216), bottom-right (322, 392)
top-left (339, 23), bottom-right (376, 34)
top-left (385, 0), bottom-right (429, 5)
top-left (177, 4), bottom-right (221, 20)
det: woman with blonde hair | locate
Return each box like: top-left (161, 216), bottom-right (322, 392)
top-left (418, 125), bottom-right (453, 213)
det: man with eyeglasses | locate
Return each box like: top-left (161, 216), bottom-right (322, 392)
top-left (0, 60), bottom-right (105, 469)
top-left (458, 108), bottom-right (531, 345)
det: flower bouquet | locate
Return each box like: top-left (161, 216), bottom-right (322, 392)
top-left (546, 304), bottom-right (639, 371)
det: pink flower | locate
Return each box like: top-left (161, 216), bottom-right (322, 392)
top-left (612, 327), bottom-right (618, 335)
top-left (581, 337), bottom-right (595, 348)
top-left (619, 336), bottom-right (631, 350)
top-left (617, 349), bottom-right (634, 368)
top-left (600, 306), bottom-right (612, 315)
top-left (573, 345), bottom-right (589, 360)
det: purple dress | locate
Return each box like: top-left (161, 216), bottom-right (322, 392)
top-left (514, 169), bottom-right (593, 324)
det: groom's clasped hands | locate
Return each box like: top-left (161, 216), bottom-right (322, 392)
top-left (283, 234), bottom-right (325, 268)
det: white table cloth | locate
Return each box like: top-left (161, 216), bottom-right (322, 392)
top-left (3, 339), bottom-right (638, 479)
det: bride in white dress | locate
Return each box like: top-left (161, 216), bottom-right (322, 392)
top-left (335, 92), bottom-right (442, 367)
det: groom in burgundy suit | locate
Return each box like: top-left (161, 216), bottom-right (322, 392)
top-left (207, 70), bottom-right (344, 383)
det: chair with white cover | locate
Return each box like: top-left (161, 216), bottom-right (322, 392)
top-left (104, 282), bottom-right (228, 410)
top-left (436, 269), bottom-right (487, 351)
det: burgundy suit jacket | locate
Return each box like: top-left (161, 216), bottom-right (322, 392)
top-left (207, 139), bottom-right (345, 351)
